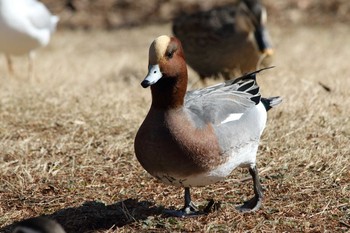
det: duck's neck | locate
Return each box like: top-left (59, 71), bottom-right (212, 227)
top-left (150, 74), bottom-right (188, 110)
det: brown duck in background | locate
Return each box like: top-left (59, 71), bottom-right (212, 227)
top-left (172, 0), bottom-right (273, 81)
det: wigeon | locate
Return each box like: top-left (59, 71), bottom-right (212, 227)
top-left (172, 0), bottom-right (273, 81)
top-left (134, 35), bottom-right (281, 216)
top-left (0, 0), bottom-right (59, 76)
top-left (13, 217), bottom-right (66, 233)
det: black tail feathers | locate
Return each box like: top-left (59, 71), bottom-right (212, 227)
top-left (240, 66), bottom-right (275, 81)
top-left (225, 66), bottom-right (275, 86)
top-left (261, 96), bottom-right (282, 111)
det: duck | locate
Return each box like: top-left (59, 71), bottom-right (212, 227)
top-left (13, 217), bottom-right (66, 233)
top-left (134, 35), bottom-right (281, 216)
top-left (172, 0), bottom-right (273, 81)
top-left (0, 0), bottom-right (59, 76)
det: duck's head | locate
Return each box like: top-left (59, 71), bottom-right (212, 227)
top-left (141, 35), bottom-right (187, 88)
top-left (242, 0), bottom-right (274, 57)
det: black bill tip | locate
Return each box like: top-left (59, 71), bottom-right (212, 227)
top-left (254, 26), bottom-right (272, 53)
top-left (141, 80), bottom-right (151, 88)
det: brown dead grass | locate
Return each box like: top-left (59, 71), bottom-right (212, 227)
top-left (0, 23), bottom-right (349, 232)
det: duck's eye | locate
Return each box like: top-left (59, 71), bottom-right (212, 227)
top-left (166, 51), bottom-right (174, 59)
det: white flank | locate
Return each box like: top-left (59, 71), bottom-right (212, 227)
top-left (154, 142), bottom-right (259, 187)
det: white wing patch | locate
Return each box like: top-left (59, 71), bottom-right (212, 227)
top-left (220, 113), bottom-right (244, 124)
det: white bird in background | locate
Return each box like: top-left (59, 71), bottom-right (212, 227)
top-left (0, 0), bottom-right (59, 77)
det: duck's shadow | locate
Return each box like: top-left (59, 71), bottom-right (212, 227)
top-left (1, 198), bottom-right (164, 233)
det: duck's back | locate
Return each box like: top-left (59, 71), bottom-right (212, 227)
top-left (172, 1), bottom-right (263, 78)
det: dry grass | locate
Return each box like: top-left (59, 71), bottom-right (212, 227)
top-left (0, 22), bottom-right (349, 232)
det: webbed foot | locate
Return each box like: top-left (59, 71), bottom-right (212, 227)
top-left (236, 165), bottom-right (264, 213)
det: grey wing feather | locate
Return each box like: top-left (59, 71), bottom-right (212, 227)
top-left (185, 81), bottom-right (260, 125)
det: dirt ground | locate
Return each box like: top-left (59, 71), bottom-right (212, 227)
top-left (0, 6), bottom-right (349, 233)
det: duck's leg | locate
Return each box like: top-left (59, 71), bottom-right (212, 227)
top-left (237, 165), bottom-right (263, 212)
top-left (256, 53), bottom-right (267, 70)
top-left (28, 51), bottom-right (35, 79)
top-left (5, 55), bottom-right (14, 76)
top-left (163, 187), bottom-right (202, 217)
top-left (182, 187), bottom-right (198, 214)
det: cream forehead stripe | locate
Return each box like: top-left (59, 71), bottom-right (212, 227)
top-left (149, 35), bottom-right (171, 64)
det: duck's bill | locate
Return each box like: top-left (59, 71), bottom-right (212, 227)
top-left (254, 26), bottom-right (274, 56)
top-left (141, 64), bottom-right (162, 88)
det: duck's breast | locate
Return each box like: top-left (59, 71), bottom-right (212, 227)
top-left (135, 108), bottom-right (225, 186)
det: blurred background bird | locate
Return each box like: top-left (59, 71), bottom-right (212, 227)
top-left (173, 0), bottom-right (273, 82)
top-left (0, 0), bottom-right (59, 77)
top-left (13, 217), bottom-right (66, 233)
